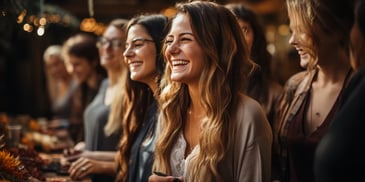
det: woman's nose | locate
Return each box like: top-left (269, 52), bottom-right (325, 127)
top-left (288, 33), bottom-right (297, 46)
top-left (166, 42), bottom-right (180, 55)
top-left (123, 48), bottom-right (134, 57)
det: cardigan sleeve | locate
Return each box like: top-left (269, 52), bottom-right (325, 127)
top-left (234, 95), bottom-right (273, 182)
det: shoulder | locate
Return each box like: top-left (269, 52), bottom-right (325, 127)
top-left (284, 71), bottom-right (307, 90)
top-left (279, 70), bottom-right (312, 103)
top-left (101, 79), bottom-right (109, 87)
top-left (238, 94), bottom-right (264, 115)
top-left (233, 95), bottom-right (272, 151)
top-left (97, 79), bottom-right (109, 93)
top-left (71, 79), bottom-right (79, 87)
top-left (235, 95), bottom-right (270, 132)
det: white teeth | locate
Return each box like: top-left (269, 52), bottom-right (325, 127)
top-left (128, 61), bottom-right (142, 65)
top-left (171, 60), bottom-right (188, 66)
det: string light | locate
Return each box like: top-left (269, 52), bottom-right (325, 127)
top-left (11, 0), bottom-right (104, 35)
top-left (37, 26), bottom-right (45, 36)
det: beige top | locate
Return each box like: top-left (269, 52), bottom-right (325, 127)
top-left (170, 95), bottom-right (272, 182)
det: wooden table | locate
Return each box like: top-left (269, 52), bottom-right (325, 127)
top-left (43, 172), bottom-right (91, 182)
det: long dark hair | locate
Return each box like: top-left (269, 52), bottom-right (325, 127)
top-left (225, 3), bottom-right (273, 107)
top-left (117, 14), bottom-right (168, 182)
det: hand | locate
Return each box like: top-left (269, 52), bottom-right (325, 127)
top-left (149, 173), bottom-right (183, 182)
top-left (63, 147), bottom-right (84, 162)
top-left (73, 142), bottom-right (85, 151)
top-left (68, 157), bottom-right (95, 180)
top-left (48, 119), bottom-right (67, 129)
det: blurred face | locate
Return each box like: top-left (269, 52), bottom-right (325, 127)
top-left (123, 24), bottom-right (157, 85)
top-left (97, 26), bottom-right (125, 71)
top-left (67, 55), bottom-right (95, 84)
top-left (237, 19), bottom-right (254, 51)
top-left (45, 55), bottom-right (68, 79)
top-left (288, 21), bottom-right (312, 69)
top-left (164, 13), bottom-right (205, 84)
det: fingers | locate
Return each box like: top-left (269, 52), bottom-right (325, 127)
top-left (68, 157), bottom-right (92, 180)
top-left (74, 142), bottom-right (85, 151)
top-left (63, 148), bottom-right (75, 156)
top-left (65, 154), bottom-right (81, 162)
top-left (64, 148), bottom-right (83, 156)
top-left (63, 148), bottom-right (83, 162)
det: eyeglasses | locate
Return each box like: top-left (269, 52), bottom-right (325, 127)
top-left (96, 37), bottom-right (124, 50)
top-left (125, 38), bottom-right (154, 51)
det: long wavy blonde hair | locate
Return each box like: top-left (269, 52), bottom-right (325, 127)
top-left (153, 1), bottom-right (254, 181)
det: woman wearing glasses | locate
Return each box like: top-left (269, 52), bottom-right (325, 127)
top-left (67, 19), bottom-right (128, 182)
top-left (114, 14), bottom-right (168, 182)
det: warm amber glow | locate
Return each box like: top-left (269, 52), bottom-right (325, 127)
top-left (161, 7), bottom-right (176, 18)
top-left (80, 18), bottom-right (96, 32)
top-left (39, 17), bottom-right (47, 26)
top-left (16, 10), bottom-right (27, 24)
top-left (80, 18), bottom-right (105, 35)
top-left (278, 24), bottom-right (289, 36)
top-left (23, 23), bottom-right (33, 32)
top-left (266, 25), bottom-right (276, 42)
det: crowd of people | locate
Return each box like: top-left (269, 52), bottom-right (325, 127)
top-left (38, 0), bottom-right (364, 181)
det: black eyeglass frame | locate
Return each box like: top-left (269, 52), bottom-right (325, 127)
top-left (124, 38), bottom-right (154, 51)
top-left (96, 37), bottom-right (125, 50)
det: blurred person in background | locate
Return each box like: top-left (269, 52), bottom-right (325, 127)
top-left (65, 19), bottom-right (128, 182)
top-left (272, 0), bottom-right (354, 181)
top-left (62, 33), bottom-right (106, 145)
top-left (67, 14), bottom-right (168, 182)
top-left (225, 3), bottom-right (283, 125)
top-left (43, 45), bottom-right (78, 131)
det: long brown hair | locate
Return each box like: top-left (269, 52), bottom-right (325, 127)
top-left (225, 3), bottom-right (273, 110)
top-left (116, 14), bottom-right (168, 182)
top-left (153, 1), bottom-right (254, 181)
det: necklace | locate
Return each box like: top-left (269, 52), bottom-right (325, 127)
top-left (186, 107), bottom-right (206, 154)
top-left (186, 108), bottom-right (203, 153)
top-left (187, 109), bottom-right (193, 153)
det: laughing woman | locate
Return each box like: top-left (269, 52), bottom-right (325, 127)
top-left (115, 14), bottom-right (169, 182)
top-left (150, 1), bottom-right (272, 182)
top-left (272, 0), bottom-right (354, 181)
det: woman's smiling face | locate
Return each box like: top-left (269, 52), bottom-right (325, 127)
top-left (123, 24), bottom-right (157, 85)
top-left (164, 13), bottom-right (205, 84)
